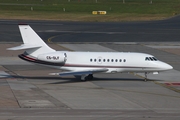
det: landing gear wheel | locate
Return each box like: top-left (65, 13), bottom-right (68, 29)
top-left (83, 74), bottom-right (94, 81)
top-left (88, 74), bottom-right (93, 80)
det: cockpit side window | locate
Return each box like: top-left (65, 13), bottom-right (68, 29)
top-left (145, 57), bottom-right (150, 61)
top-left (145, 57), bottom-right (158, 61)
top-left (152, 57), bottom-right (158, 61)
top-left (149, 57), bottom-right (153, 61)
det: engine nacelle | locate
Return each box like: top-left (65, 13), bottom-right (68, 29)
top-left (37, 52), bottom-right (66, 63)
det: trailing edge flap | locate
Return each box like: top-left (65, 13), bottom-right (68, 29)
top-left (49, 68), bottom-right (109, 76)
top-left (7, 44), bottom-right (42, 50)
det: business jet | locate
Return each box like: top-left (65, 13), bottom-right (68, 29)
top-left (7, 24), bottom-right (173, 81)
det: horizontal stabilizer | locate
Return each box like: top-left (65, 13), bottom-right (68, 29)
top-left (50, 68), bottom-right (108, 76)
top-left (7, 44), bottom-right (42, 50)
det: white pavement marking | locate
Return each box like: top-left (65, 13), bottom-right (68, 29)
top-left (18, 100), bottom-right (55, 108)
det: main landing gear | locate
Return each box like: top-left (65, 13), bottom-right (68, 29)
top-left (81, 74), bottom-right (93, 81)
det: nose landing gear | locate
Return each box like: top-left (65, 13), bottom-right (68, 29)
top-left (144, 72), bottom-right (148, 82)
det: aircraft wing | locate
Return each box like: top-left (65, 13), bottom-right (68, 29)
top-left (49, 68), bottom-right (108, 76)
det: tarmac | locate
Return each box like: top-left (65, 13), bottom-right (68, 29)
top-left (0, 42), bottom-right (180, 120)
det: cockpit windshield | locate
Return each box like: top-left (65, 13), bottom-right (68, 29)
top-left (145, 57), bottom-right (158, 61)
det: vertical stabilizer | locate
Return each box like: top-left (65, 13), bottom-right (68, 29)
top-left (8, 24), bottom-right (55, 57)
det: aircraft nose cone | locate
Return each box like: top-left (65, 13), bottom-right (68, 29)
top-left (166, 64), bottom-right (173, 70)
top-left (162, 62), bottom-right (173, 70)
top-left (157, 61), bottom-right (173, 71)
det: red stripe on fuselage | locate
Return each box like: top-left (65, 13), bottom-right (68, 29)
top-left (21, 54), bottom-right (36, 61)
top-left (63, 63), bottom-right (156, 69)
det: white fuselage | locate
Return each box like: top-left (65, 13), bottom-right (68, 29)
top-left (35, 51), bottom-right (172, 73)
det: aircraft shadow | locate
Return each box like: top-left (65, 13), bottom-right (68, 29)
top-left (0, 74), bottom-right (160, 84)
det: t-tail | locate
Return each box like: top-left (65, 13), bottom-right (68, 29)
top-left (7, 24), bottom-right (55, 57)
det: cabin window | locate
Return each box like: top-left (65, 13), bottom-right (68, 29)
top-left (103, 59), bottom-right (106, 62)
top-left (115, 59), bottom-right (118, 62)
top-left (90, 59), bottom-right (92, 62)
top-left (111, 59), bottom-right (114, 62)
top-left (124, 59), bottom-right (126, 62)
top-left (94, 59), bottom-right (96, 62)
top-left (99, 59), bottom-right (101, 62)
top-left (119, 59), bottom-right (122, 62)
top-left (107, 59), bottom-right (110, 62)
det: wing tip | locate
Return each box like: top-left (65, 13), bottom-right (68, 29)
top-left (49, 73), bottom-right (59, 75)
